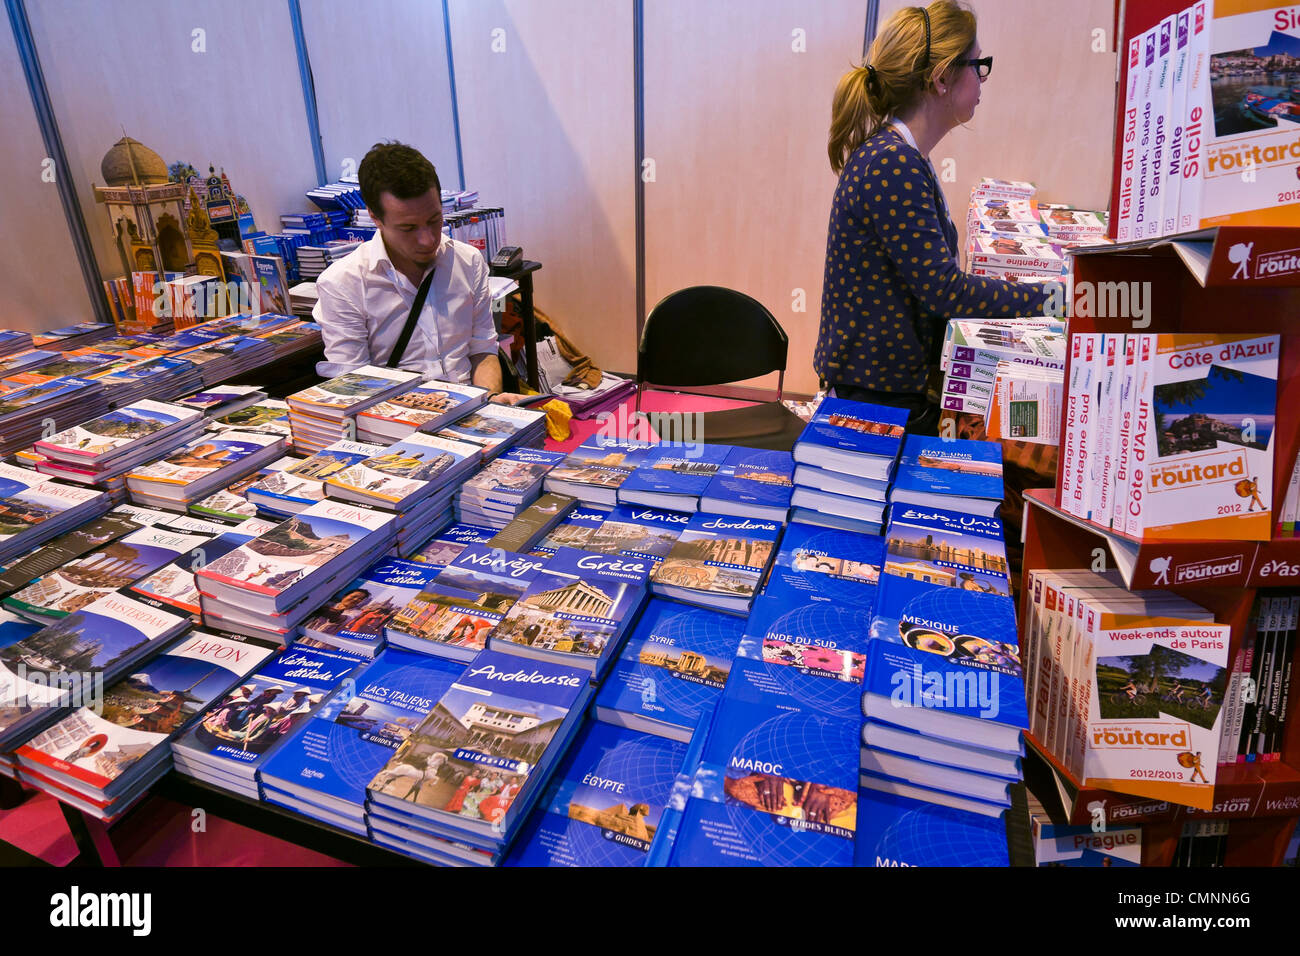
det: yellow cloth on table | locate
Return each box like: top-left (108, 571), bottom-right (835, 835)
top-left (540, 398), bottom-right (572, 441)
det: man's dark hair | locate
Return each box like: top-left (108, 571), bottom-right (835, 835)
top-left (358, 142), bottom-right (441, 219)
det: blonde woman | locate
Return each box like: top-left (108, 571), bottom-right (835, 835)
top-left (816, 1), bottom-right (1049, 434)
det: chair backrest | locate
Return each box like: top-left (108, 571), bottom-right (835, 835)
top-left (637, 286), bottom-right (788, 393)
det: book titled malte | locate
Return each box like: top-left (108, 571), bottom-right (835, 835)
top-left (649, 512), bottom-right (782, 615)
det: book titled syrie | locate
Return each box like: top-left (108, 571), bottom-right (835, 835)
top-left (698, 447), bottom-right (794, 523)
top-left (488, 546), bottom-right (651, 677)
top-left (792, 398), bottom-right (908, 480)
top-left (890, 435), bottom-right (1005, 516)
top-left (649, 512), bottom-right (782, 615)
top-left (594, 599), bottom-right (745, 742)
top-left (505, 721), bottom-right (690, 867)
top-left (762, 521), bottom-right (882, 610)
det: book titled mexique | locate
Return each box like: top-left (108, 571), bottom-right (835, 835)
top-left (649, 512), bottom-right (781, 615)
top-left (366, 648), bottom-right (592, 847)
top-left (595, 598), bottom-right (746, 742)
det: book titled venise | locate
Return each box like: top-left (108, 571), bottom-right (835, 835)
top-left (366, 649), bottom-right (591, 844)
top-left (649, 513), bottom-right (781, 615)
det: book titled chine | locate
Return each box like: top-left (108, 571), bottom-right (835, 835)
top-left (792, 397), bottom-right (909, 479)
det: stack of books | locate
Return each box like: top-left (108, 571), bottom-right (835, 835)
top-left (90, 356), bottom-right (204, 408)
top-left (543, 436), bottom-right (653, 507)
top-left (487, 494), bottom-right (578, 554)
top-left (288, 282), bottom-right (317, 318)
top-left (939, 319), bottom-right (1065, 420)
top-left (175, 385), bottom-right (267, 419)
top-left (171, 336), bottom-right (277, 387)
top-left (0, 465), bottom-right (112, 566)
top-left (455, 447), bottom-right (567, 529)
top-left (760, 520), bottom-right (883, 613)
top-left (0, 331), bottom-right (34, 357)
top-left (286, 366), bottom-right (422, 455)
top-left (888, 435), bottom-right (1004, 518)
top-left (697, 447), bottom-right (795, 523)
top-left (124, 430), bottom-right (289, 512)
top-left (528, 504), bottom-right (610, 557)
top-left (2, 350), bottom-right (119, 389)
top-left (1028, 793), bottom-right (1141, 867)
top-left (255, 319), bottom-right (322, 359)
top-left (32, 400), bottom-right (207, 491)
top-left (431, 403), bottom-right (547, 463)
top-left (194, 499), bottom-right (397, 643)
top-left (856, 786), bottom-right (1016, 867)
top-left (355, 379), bottom-right (489, 444)
top-left (245, 439), bottom-right (386, 519)
top-left (30, 323), bottom-right (114, 351)
top-left (0, 378), bottom-right (110, 457)
top-left (298, 557), bottom-right (441, 658)
top-left (295, 240), bottom-right (362, 279)
top-left (188, 456), bottom-right (299, 523)
top-left (0, 350), bottom-right (61, 381)
top-left (648, 511), bottom-right (781, 616)
top-left (365, 648), bottom-right (592, 866)
top-left (617, 445), bottom-right (733, 512)
top-left (790, 398), bottom-right (909, 534)
top-left (258, 648), bottom-right (464, 835)
top-left (13, 630), bottom-right (278, 822)
top-left (170, 644), bottom-right (365, 799)
top-left (0, 510), bottom-right (146, 599)
top-left (205, 399), bottom-right (293, 440)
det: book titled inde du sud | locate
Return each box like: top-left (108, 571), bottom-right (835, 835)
top-left (649, 512), bottom-right (782, 615)
top-left (862, 588), bottom-right (1027, 755)
top-left (258, 648), bottom-right (464, 829)
top-left (595, 599), bottom-right (746, 742)
top-left (506, 721), bottom-right (690, 867)
top-left (669, 683), bottom-right (860, 866)
top-left (761, 521), bottom-right (883, 610)
top-left (489, 546), bottom-right (650, 676)
top-left (366, 648), bottom-right (591, 845)
top-left (854, 786), bottom-right (1010, 867)
top-left (792, 397), bottom-right (908, 480)
top-left (872, 505), bottom-right (1010, 641)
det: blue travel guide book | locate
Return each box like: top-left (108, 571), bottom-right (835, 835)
top-left (649, 512), bottom-right (783, 615)
top-left (698, 447), bottom-right (795, 523)
top-left (366, 648), bottom-right (591, 847)
top-left (854, 786), bottom-right (1010, 867)
top-left (787, 507), bottom-right (881, 537)
top-left (594, 599), bottom-right (745, 742)
top-left (584, 504), bottom-right (690, 568)
top-left (617, 444), bottom-right (733, 511)
top-left (530, 504), bottom-right (611, 557)
top-left (668, 683), bottom-right (860, 867)
top-left (298, 557), bottom-right (441, 657)
top-left (762, 521), bottom-right (882, 610)
top-left (504, 721), bottom-right (689, 867)
top-left (544, 436), bottom-right (653, 506)
top-left (488, 546), bottom-right (650, 677)
top-left (890, 435), bottom-right (1005, 516)
top-left (259, 648), bottom-right (464, 829)
top-left (861, 589), bottom-right (1027, 755)
top-left (871, 505), bottom-right (1011, 641)
top-left (791, 398), bottom-right (908, 479)
top-left (791, 462), bottom-right (891, 501)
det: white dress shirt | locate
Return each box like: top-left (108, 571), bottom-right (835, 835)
top-left (312, 231), bottom-right (498, 381)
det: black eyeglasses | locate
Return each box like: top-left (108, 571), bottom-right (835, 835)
top-left (958, 56), bottom-right (993, 79)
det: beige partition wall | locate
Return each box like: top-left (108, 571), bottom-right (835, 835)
top-left (25, 0), bottom-right (321, 283)
top-left (300, 0), bottom-right (460, 187)
top-left (0, 19), bottom-right (96, 331)
top-left (448, 0), bottom-right (637, 375)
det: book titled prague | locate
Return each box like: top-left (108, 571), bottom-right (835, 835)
top-left (890, 435), bottom-right (1005, 516)
top-left (489, 546), bottom-right (651, 675)
top-left (594, 599), bottom-right (745, 742)
top-left (323, 432), bottom-right (480, 508)
top-left (617, 444), bottom-right (733, 511)
top-left (258, 648), bottom-right (464, 829)
top-left (1124, 333), bottom-right (1278, 541)
top-left (761, 521), bottom-right (883, 610)
top-left (506, 721), bottom-right (689, 867)
top-left (299, 558), bottom-right (441, 658)
top-left (15, 631), bottom-right (277, 799)
top-left (387, 545), bottom-right (547, 661)
top-left (584, 504), bottom-right (690, 567)
top-left (698, 447), bottom-right (795, 522)
top-left (649, 512), bottom-right (782, 614)
top-left (792, 398), bottom-right (909, 479)
top-left (195, 500), bottom-right (396, 613)
top-left (366, 648), bottom-right (591, 844)
top-left (247, 440), bottom-right (386, 514)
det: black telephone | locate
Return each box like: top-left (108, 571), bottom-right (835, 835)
top-left (490, 245), bottom-right (524, 271)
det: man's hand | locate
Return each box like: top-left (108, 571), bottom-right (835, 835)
top-left (488, 392), bottom-right (529, 406)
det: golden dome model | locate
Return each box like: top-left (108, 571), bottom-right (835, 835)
top-left (100, 136), bottom-right (168, 186)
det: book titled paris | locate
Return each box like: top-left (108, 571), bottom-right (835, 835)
top-left (761, 520), bottom-right (883, 609)
top-left (649, 512), bottom-right (782, 615)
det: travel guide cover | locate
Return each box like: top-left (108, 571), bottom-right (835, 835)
top-left (617, 444), bottom-right (733, 509)
top-left (792, 398), bottom-right (908, 477)
top-left (855, 787), bottom-right (1011, 867)
top-left (530, 505), bottom-right (611, 556)
top-left (584, 504), bottom-right (690, 567)
top-left (288, 366), bottom-right (420, 414)
top-left (544, 436), bottom-right (653, 505)
top-left (35, 400), bottom-right (198, 463)
top-left (698, 447), bottom-right (795, 521)
top-left (248, 440), bottom-right (385, 514)
top-left (407, 523), bottom-right (496, 569)
top-left (762, 521), bottom-right (882, 609)
top-left (299, 558), bottom-right (440, 656)
top-left (324, 432), bottom-right (479, 507)
top-left (649, 512), bottom-right (782, 613)
top-left (358, 379), bottom-right (488, 435)
top-left (891, 434), bottom-right (1005, 507)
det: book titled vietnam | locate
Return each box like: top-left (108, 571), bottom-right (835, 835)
top-left (890, 435), bottom-right (1005, 517)
top-left (698, 447), bottom-right (795, 523)
top-left (489, 547), bottom-right (651, 677)
top-left (761, 521), bottom-right (882, 610)
top-left (0, 593), bottom-right (192, 751)
top-left (584, 504), bottom-right (690, 568)
top-left (367, 648), bottom-right (592, 846)
top-left (299, 558), bottom-right (441, 658)
top-left (668, 685), bottom-right (860, 867)
top-left (356, 379), bottom-right (489, 443)
top-left (649, 512), bottom-right (782, 615)
top-left (170, 644), bottom-right (365, 794)
top-left (259, 648), bottom-right (464, 831)
top-left (543, 436), bottom-right (653, 506)
top-left (872, 505), bottom-right (1011, 641)
top-left (386, 545), bottom-right (547, 662)
top-left (791, 397), bottom-right (908, 481)
top-left (15, 630), bottom-right (277, 802)
top-left (594, 599), bottom-right (745, 742)
top-left (530, 504), bottom-right (611, 557)
top-left (617, 444), bottom-right (733, 512)
top-left (854, 786), bottom-right (1011, 867)
top-left (505, 721), bottom-right (690, 867)
top-left (323, 432), bottom-right (480, 509)
top-left (246, 440), bottom-right (386, 516)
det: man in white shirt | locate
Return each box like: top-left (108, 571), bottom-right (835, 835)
top-left (312, 141), bottom-right (522, 403)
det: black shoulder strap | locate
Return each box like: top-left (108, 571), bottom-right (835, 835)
top-left (386, 264), bottom-right (436, 369)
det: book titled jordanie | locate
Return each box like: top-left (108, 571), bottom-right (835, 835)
top-left (649, 512), bottom-right (781, 615)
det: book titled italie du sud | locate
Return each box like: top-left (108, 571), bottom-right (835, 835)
top-left (890, 434), bottom-right (1005, 516)
top-left (669, 686), bottom-right (860, 867)
top-left (366, 648), bottom-right (592, 845)
top-left (530, 505), bottom-right (610, 557)
top-left (617, 444), bottom-right (733, 511)
top-left (584, 504), bottom-right (690, 568)
top-left (854, 787), bottom-right (1012, 867)
top-left (697, 447), bottom-right (794, 523)
top-left (505, 721), bottom-right (690, 867)
top-left (489, 546), bottom-right (651, 675)
top-left (258, 648), bottom-right (464, 829)
top-left (298, 557), bottom-right (440, 658)
top-left (195, 500), bottom-right (397, 614)
top-left (323, 432), bottom-right (480, 508)
top-left (761, 521), bottom-right (882, 610)
top-left (792, 397), bottom-right (909, 480)
top-left (594, 599), bottom-right (745, 742)
top-left (649, 512), bottom-right (782, 615)
top-left (15, 631), bottom-right (278, 800)
top-left (872, 505), bottom-right (1010, 640)
top-left (1124, 333), bottom-right (1279, 541)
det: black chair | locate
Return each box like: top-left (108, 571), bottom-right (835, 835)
top-left (637, 286), bottom-right (807, 451)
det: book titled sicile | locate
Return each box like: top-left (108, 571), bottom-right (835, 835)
top-left (761, 521), bottom-right (882, 610)
top-left (649, 512), bottom-right (782, 615)
top-left (366, 648), bottom-right (592, 848)
top-left (890, 434), bottom-right (1005, 517)
top-left (594, 599), bottom-right (746, 742)
top-left (488, 546), bottom-right (651, 677)
top-left (792, 397), bottom-right (909, 481)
